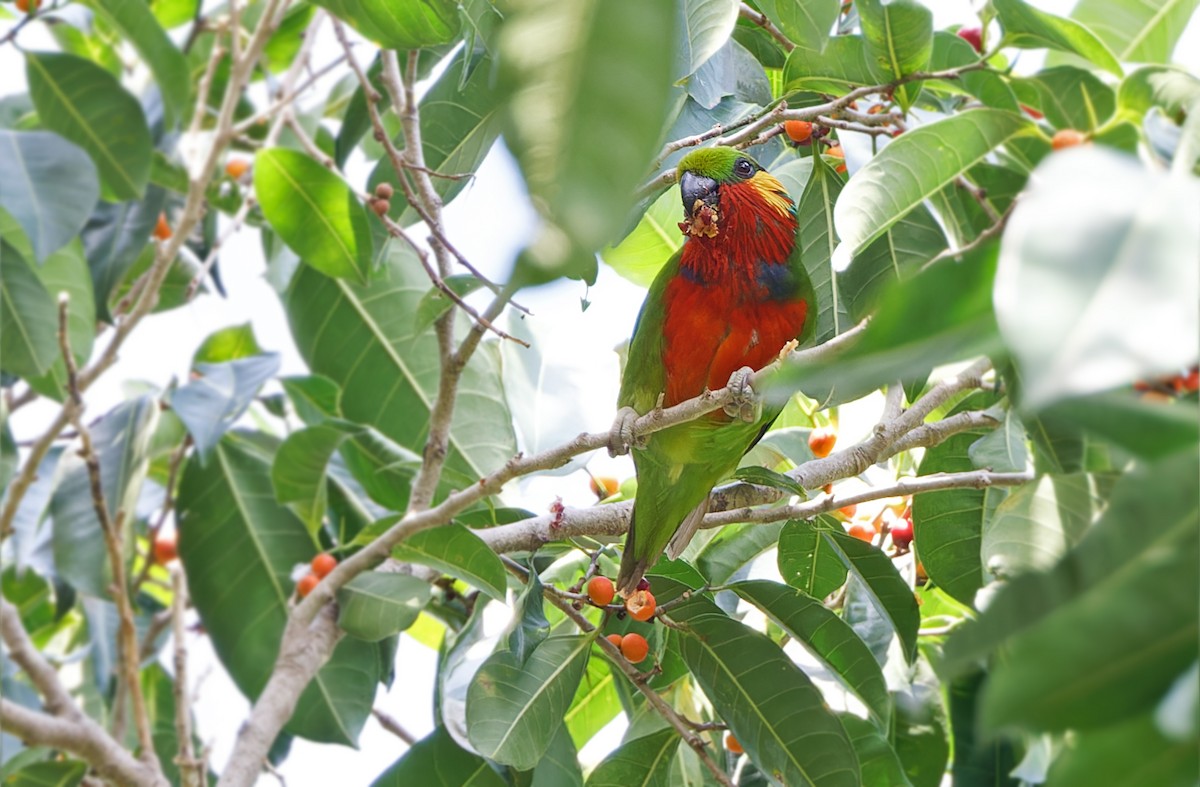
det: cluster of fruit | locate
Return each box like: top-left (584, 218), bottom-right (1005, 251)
top-left (781, 120), bottom-right (848, 173)
top-left (368, 182), bottom-right (394, 217)
top-left (296, 553), bottom-right (338, 598)
top-left (1135, 366), bottom-right (1200, 399)
top-left (585, 575), bottom-right (657, 664)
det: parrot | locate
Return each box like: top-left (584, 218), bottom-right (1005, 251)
top-left (614, 145), bottom-right (816, 596)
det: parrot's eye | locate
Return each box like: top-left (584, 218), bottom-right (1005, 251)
top-left (734, 159), bottom-right (754, 177)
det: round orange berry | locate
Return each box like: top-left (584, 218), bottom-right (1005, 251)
top-left (725, 733), bottom-right (744, 754)
top-left (587, 575), bottom-right (616, 607)
top-left (311, 553), bottom-right (337, 578)
top-left (297, 573), bottom-right (319, 598)
top-left (808, 426), bottom-right (837, 458)
top-left (1051, 129), bottom-right (1087, 150)
top-left (589, 476), bottom-right (620, 499)
top-left (619, 632), bottom-right (649, 663)
top-left (625, 589), bottom-right (656, 622)
top-left (225, 158), bottom-right (251, 179)
top-left (152, 532), bottom-right (178, 564)
top-left (783, 120), bottom-right (813, 144)
top-left (606, 633), bottom-right (623, 648)
top-left (153, 212), bottom-right (171, 241)
top-left (848, 522), bottom-right (874, 542)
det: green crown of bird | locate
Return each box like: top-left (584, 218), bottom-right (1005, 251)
top-left (615, 145), bottom-right (816, 596)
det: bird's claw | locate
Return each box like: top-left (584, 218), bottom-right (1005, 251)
top-left (608, 406), bottom-right (642, 457)
top-left (722, 366), bottom-right (761, 423)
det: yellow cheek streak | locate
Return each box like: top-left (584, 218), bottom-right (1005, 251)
top-left (749, 171), bottom-right (794, 217)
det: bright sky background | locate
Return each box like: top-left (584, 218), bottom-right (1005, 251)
top-left (2, 1), bottom-right (1198, 783)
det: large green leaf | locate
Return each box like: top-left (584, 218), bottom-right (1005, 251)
top-left (943, 450), bottom-right (1198, 675)
top-left (25, 52), bottom-right (152, 201)
top-left (839, 202), bottom-right (947, 322)
top-left (1013, 66), bottom-right (1115, 132)
top-left (271, 423), bottom-right (350, 533)
top-left (912, 392), bottom-right (1008, 607)
top-left (3, 760), bottom-right (87, 787)
top-left (310, 0), bottom-right (460, 48)
top-left (669, 592), bottom-right (861, 787)
top-left (981, 473), bottom-right (1091, 579)
top-left (675, 0), bottom-right (740, 79)
top-left (993, 0), bottom-right (1122, 75)
top-left (565, 654), bottom-right (621, 749)
top-left (371, 726), bottom-right (505, 787)
top-left (1070, 0), bottom-right (1198, 63)
top-left (0, 244), bottom-right (57, 380)
top-left (176, 433), bottom-right (381, 744)
top-left (368, 50), bottom-right (502, 225)
top-left (856, 0), bottom-right (932, 110)
top-left (466, 634), bottom-right (592, 770)
top-left (0, 131), bottom-right (98, 263)
top-left (170, 354), bottom-right (282, 462)
top-left (255, 148), bottom-right (373, 282)
top-left (84, 0), bottom-right (190, 127)
top-left (834, 109), bottom-right (1033, 259)
top-left (994, 147), bottom-right (1200, 408)
top-left (693, 522), bottom-right (785, 585)
top-left (284, 241), bottom-right (516, 486)
top-left (784, 35), bottom-right (879, 94)
top-left (841, 715), bottom-right (912, 787)
top-left (825, 526), bottom-right (919, 662)
top-left (755, 0), bottom-right (839, 54)
top-left (787, 155), bottom-right (853, 344)
top-left (732, 580), bottom-right (891, 727)
top-left (586, 728), bottom-right (681, 787)
top-left (336, 572), bottom-right (431, 642)
top-left (498, 0), bottom-right (677, 283)
top-left (529, 725), bottom-right (584, 787)
top-left (50, 397), bottom-right (158, 597)
top-left (600, 186), bottom-right (683, 288)
top-left (777, 516), bottom-right (850, 599)
top-left (1046, 709), bottom-right (1200, 786)
top-left (390, 523), bottom-right (508, 601)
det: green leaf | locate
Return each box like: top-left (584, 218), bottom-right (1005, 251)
top-left (755, 0), bottom-right (839, 54)
top-left (413, 275), bottom-right (485, 334)
top-left (769, 249), bottom-right (1001, 405)
top-left (669, 594), bottom-right (861, 787)
top-left (0, 131), bottom-right (98, 263)
top-left (169, 354), bottom-right (281, 461)
top-left (391, 523), bottom-right (508, 601)
top-left (254, 148), bottom-right (372, 282)
top-left (1069, 0), bottom-right (1199, 64)
top-left (310, 0), bottom-right (460, 48)
top-left (828, 527), bottom-right (920, 662)
top-left (529, 725), bottom-right (583, 787)
top-left (778, 516), bottom-right (850, 599)
top-left (586, 728), bottom-right (681, 787)
top-left (841, 715), bottom-right (912, 787)
top-left (994, 148), bottom-right (1200, 408)
top-left (981, 473), bottom-right (1091, 579)
top-left (787, 155), bottom-right (852, 344)
top-left (3, 760), bottom-right (87, 787)
top-left (1013, 66), bottom-right (1115, 132)
top-left (80, 187), bottom-right (166, 320)
top-left (1037, 389), bottom-right (1200, 459)
top-left (732, 580), bottom-right (891, 727)
top-left (368, 51), bottom-right (502, 225)
top-left (834, 109), bottom-right (1033, 259)
top-left (731, 466), bottom-right (807, 497)
top-left (0, 244), bottom-right (57, 379)
top-left (499, 0), bottom-right (677, 283)
top-left (856, 0), bottom-right (933, 110)
top-left (912, 392), bottom-right (1008, 607)
top-left (25, 52), bottom-right (152, 201)
top-left (565, 654), bottom-right (622, 749)
top-left (466, 634), bottom-right (592, 770)
top-left (967, 408), bottom-right (1025, 473)
top-left (83, 0), bottom-right (190, 127)
top-left (284, 241), bottom-right (516, 488)
top-left (1046, 708), bottom-right (1200, 786)
top-left (1118, 65), bottom-right (1200, 120)
top-left (336, 572), bottom-right (432, 641)
top-left (695, 522), bottom-right (785, 585)
top-left (51, 397), bottom-right (158, 597)
top-left (25, 241), bottom-right (96, 401)
top-left (784, 35), bottom-right (879, 94)
top-left (993, 0), bottom-right (1122, 76)
top-left (676, 0), bottom-right (740, 79)
top-left (943, 450), bottom-right (1198, 677)
top-left (927, 33), bottom-right (1020, 112)
top-left (271, 423), bottom-right (348, 533)
top-left (371, 723), bottom-right (506, 786)
top-left (177, 434), bottom-right (381, 744)
top-left (948, 670), bottom-right (1020, 787)
top-left (839, 202), bottom-right (947, 322)
top-left (600, 186), bottom-right (683, 288)
top-left (193, 323), bottom-right (264, 365)
top-left (892, 659), bottom-right (950, 787)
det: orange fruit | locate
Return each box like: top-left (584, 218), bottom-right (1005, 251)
top-left (311, 553), bottom-right (337, 578)
top-left (625, 589), bottom-right (656, 622)
top-left (16, 0), bottom-right (40, 13)
top-left (848, 523), bottom-right (874, 542)
top-left (619, 632), bottom-right (649, 663)
top-left (826, 145), bottom-right (847, 174)
top-left (297, 573), bottom-right (319, 598)
top-left (1051, 129), bottom-right (1087, 150)
top-left (587, 576), bottom-right (616, 606)
top-left (783, 120), bottom-right (813, 144)
top-left (153, 212), bottom-right (171, 240)
top-left (808, 426), bottom-right (837, 458)
top-left (839, 503), bottom-right (858, 519)
top-left (152, 532), bottom-right (178, 564)
top-left (725, 733), bottom-right (744, 754)
top-left (225, 158), bottom-right (250, 179)
top-left (589, 476), bottom-right (620, 499)
top-left (606, 633), bottom-right (623, 648)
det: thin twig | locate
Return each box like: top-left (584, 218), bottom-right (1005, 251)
top-left (738, 3), bottom-right (794, 51)
top-left (371, 709), bottom-right (416, 745)
top-left (171, 568), bottom-right (202, 787)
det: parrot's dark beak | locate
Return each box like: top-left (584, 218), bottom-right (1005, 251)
top-left (680, 171), bottom-right (719, 217)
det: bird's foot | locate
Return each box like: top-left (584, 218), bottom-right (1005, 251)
top-left (723, 366), bottom-right (761, 423)
top-left (607, 406), bottom-right (642, 457)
